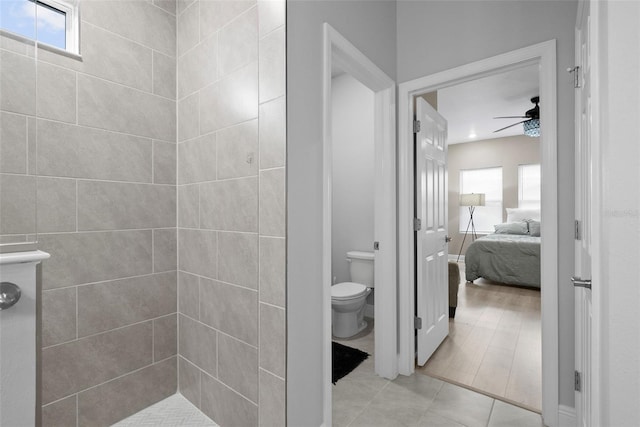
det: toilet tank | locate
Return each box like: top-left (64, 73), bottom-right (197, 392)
top-left (347, 251), bottom-right (375, 287)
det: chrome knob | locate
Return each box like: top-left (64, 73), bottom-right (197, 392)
top-left (0, 282), bottom-right (21, 310)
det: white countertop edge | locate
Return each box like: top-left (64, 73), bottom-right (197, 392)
top-left (0, 250), bottom-right (50, 265)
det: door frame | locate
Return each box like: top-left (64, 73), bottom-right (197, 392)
top-left (397, 40), bottom-right (559, 426)
top-left (321, 23), bottom-right (397, 424)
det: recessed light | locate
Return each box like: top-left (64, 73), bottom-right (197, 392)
top-left (468, 133), bottom-right (477, 139)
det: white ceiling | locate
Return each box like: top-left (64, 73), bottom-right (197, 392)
top-left (436, 64), bottom-right (540, 144)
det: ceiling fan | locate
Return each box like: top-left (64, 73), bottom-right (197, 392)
top-left (493, 96), bottom-right (540, 136)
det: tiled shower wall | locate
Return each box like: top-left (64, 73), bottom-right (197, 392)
top-left (175, 0), bottom-right (286, 425)
top-left (1, 0), bottom-right (178, 425)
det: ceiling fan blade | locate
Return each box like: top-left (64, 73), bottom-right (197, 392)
top-left (493, 119), bottom-right (530, 133)
top-left (494, 116), bottom-right (529, 119)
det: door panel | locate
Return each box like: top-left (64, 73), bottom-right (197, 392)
top-left (416, 97), bottom-right (449, 366)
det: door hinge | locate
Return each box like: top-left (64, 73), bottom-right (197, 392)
top-left (568, 66), bottom-right (581, 88)
top-left (414, 316), bottom-right (422, 330)
top-left (413, 119), bottom-right (421, 134)
top-left (575, 370), bottom-right (582, 392)
top-left (413, 218), bottom-right (422, 231)
top-left (575, 220), bottom-right (582, 240)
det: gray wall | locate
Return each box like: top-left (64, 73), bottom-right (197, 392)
top-left (397, 0), bottom-right (577, 408)
top-left (0, 1), bottom-right (179, 424)
top-left (176, 0), bottom-right (286, 426)
top-left (331, 74), bottom-right (375, 284)
top-left (287, 1), bottom-right (397, 424)
top-left (449, 136), bottom-right (540, 256)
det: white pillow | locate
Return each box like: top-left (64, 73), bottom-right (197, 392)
top-left (506, 208), bottom-right (541, 223)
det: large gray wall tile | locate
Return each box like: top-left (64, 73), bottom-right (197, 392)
top-left (178, 34), bottom-right (218, 99)
top-left (259, 237), bottom-right (285, 307)
top-left (178, 271), bottom-right (200, 319)
top-left (78, 74), bottom-right (175, 141)
top-left (42, 322), bottom-right (153, 404)
top-left (178, 134), bottom-right (217, 184)
top-left (259, 369), bottom-right (285, 427)
top-left (0, 112), bottom-right (27, 174)
top-left (0, 174), bottom-right (35, 235)
top-left (258, 27), bottom-right (285, 103)
top-left (178, 229), bottom-right (217, 278)
top-left (36, 62), bottom-right (76, 124)
top-left (77, 357), bottom-right (176, 427)
top-left (77, 272), bottom-right (177, 337)
top-left (82, 0), bottom-right (176, 57)
top-left (154, 0), bottom-right (177, 15)
top-left (178, 184), bottom-right (199, 228)
top-left (42, 287), bottom-right (77, 347)
top-left (37, 120), bottom-right (152, 182)
top-left (39, 230), bottom-right (152, 289)
top-left (259, 96), bottom-right (286, 169)
top-left (0, 50), bottom-right (35, 115)
top-left (258, 0), bottom-right (285, 38)
top-left (200, 278), bottom-right (257, 345)
top-left (259, 168), bottom-right (285, 237)
top-left (179, 314), bottom-right (217, 376)
top-left (177, 0), bottom-right (199, 57)
top-left (178, 92), bottom-right (200, 142)
top-left (154, 141), bottom-right (177, 184)
top-left (179, 356), bottom-right (201, 408)
top-left (217, 120), bottom-right (258, 179)
top-left (199, 0), bottom-right (255, 40)
top-left (153, 51), bottom-right (177, 99)
top-left (201, 373), bottom-right (258, 427)
top-left (77, 181), bottom-right (175, 231)
top-left (200, 177), bottom-right (258, 232)
top-left (259, 303), bottom-right (285, 377)
top-left (81, 23), bottom-right (153, 93)
top-left (200, 62), bottom-right (258, 133)
top-left (218, 7), bottom-right (258, 77)
top-left (37, 177), bottom-right (76, 233)
top-left (218, 333), bottom-right (258, 402)
top-left (42, 395), bottom-right (77, 427)
top-left (154, 228), bottom-right (177, 272)
top-left (218, 232), bottom-right (258, 289)
top-left (154, 314), bottom-right (178, 361)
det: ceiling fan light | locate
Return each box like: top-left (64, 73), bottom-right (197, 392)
top-left (524, 119), bottom-right (540, 137)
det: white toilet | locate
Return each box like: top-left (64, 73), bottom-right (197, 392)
top-left (331, 250), bottom-right (375, 338)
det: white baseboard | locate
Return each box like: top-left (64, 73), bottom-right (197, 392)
top-left (365, 304), bottom-right (374, 319)
top-left (448, 254), bottom-right (464, 262)
top-left (558, 405), bottom-right (576, 427)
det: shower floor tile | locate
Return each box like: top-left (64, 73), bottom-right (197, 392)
top-left (111, 393), bottom-right (217, 427)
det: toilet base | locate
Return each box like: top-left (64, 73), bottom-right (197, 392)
top-left (332, 305), bottom-right (368, 338)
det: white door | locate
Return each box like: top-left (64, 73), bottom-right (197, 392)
top-left (415, 97), bottom-right (449, 366)
top-left (574, 2), bottom-right (593, 426)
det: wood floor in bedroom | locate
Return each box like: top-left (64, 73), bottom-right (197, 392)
top-left (416, 262), bottom-right (542, 413)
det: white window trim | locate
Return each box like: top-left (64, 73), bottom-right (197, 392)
top-left (38, 0), bottom-right (79, 54)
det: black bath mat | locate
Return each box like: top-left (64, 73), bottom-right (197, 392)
top-left (332, 341), bottom-right (369, 384)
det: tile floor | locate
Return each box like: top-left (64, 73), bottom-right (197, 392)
top-left (112, 394), bottom-right (217, 427)
top-left (333, 322), bottom-right (544, 427)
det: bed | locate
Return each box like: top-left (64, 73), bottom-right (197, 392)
top-left (464, 232), bottom-right (541, 289)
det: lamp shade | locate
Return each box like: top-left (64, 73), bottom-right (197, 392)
top-left (523, 119), bottom-right (540, 137)
top-left (460, 193), bottom-right (486, 207)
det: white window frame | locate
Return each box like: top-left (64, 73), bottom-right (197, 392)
top-left (459, 166), bottom-right (503, 234)
top-left (518, 163), bottom-right (542, 209)
top-left (38, 0), bottom-right (79, 54)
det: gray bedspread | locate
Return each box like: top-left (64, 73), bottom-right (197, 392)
top-left (464, 234), bottom-right (541, 288)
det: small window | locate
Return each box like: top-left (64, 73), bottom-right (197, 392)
top-left (519, 164), bottom-right (541, 209)
top-left (0, 0), bottom-right (78, 53)
top-left (459, 167), bottom-right (503, 234)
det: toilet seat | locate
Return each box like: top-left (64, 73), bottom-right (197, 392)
top-left (331, 282), bottom-right (368, 300)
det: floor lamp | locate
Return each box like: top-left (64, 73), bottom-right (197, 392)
top-left (457, 193), bottom-right (486, 262)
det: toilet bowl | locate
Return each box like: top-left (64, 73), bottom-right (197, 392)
top-left (331, 282), bottom-right (371, 338)
top-left (331, 251), bottom-right (375, 338)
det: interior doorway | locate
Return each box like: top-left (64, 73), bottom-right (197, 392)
top-left (398, 41), bottom-right (560, 426)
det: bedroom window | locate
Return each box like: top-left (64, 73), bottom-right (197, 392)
top-left (0, 0), bottom-right (79, 53)
top-left (518, 164), bottom-right (541, 209)
top-left (459, 167), bottom-right (503, 234)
